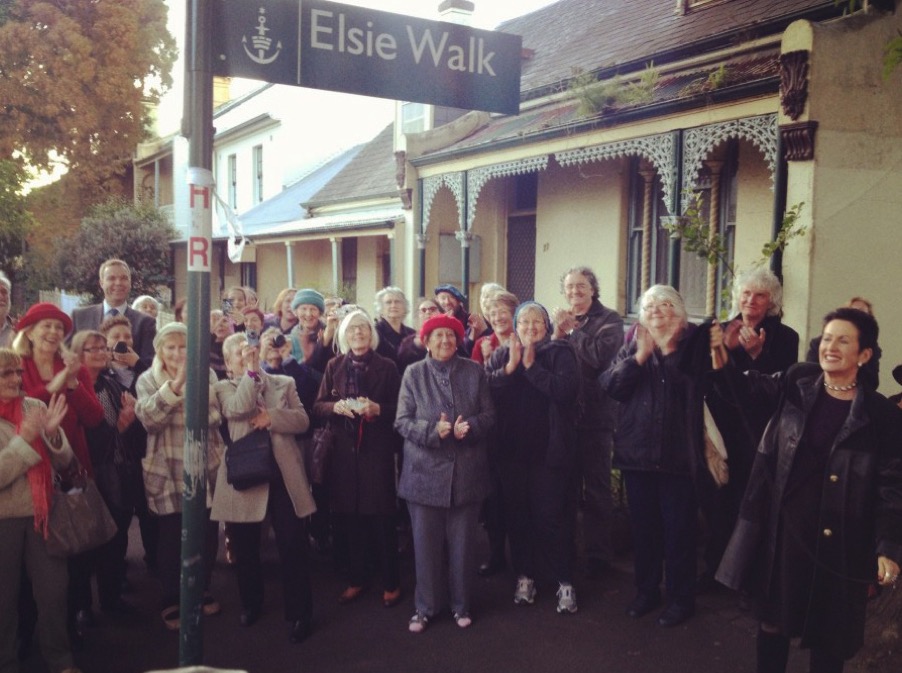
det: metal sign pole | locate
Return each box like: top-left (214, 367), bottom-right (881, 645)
top-left (180, 0), bottom-right (214, 664)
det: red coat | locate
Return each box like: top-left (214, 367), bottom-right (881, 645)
top-left (21, 357), bottom-right (104, 476)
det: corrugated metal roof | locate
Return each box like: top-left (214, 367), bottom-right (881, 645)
top-left (238, 205), bottom-right (404, 240)
top-left (238, 145), bottom-right (364, 233)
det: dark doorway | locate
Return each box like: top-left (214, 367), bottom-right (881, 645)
top-left (506, 215), bottom-right (536, 301)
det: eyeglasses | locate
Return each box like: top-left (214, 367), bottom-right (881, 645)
top-left (641, 301), bottom-right (675, 313)
top-left (0, 368), bottom-right (24, 378)
top-left (83, 347), bottom-right (110, 353)
top-left (419, 306), bottom-right (439, 314)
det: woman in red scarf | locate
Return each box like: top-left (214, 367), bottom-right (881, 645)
top-left (12, 304), bottom-right (103, 473)
top-left (0, 347), bottom-right (79, 673)
top-left (12, 302), bottom-right (104, 646)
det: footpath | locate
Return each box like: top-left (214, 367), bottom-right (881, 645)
top-left (21, 521), bottom-right (821, 673)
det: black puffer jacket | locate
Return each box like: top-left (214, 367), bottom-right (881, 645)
top-left (600, 324), bottom-right (703, 477)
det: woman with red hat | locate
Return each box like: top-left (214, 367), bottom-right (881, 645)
top-left (12, 304), bottom-right (103, 478)
top-left (395, 313), bottom-right (494, 633)
top-left (12, 302), bottom-right (104, 647)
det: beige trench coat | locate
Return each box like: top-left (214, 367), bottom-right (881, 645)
top-left (210, 371), bottom-right (315, 522)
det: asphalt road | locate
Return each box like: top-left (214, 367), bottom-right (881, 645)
top-left (19, 519), bottom-right (820, 673)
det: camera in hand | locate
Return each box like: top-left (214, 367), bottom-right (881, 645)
top-left (113, 341), bottom-right (129, 354)
top-left (346, 398), bottom-right (366, 413)
top-left (221, 298), bottom-right (233, 313)
top-left (272, 334), bottom-right (286, 348)
top-left (246, 329), bottom-right (260, 347)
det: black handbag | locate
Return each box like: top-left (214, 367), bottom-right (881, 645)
top-left (225, 428), bottom-right (278, 491)
top-left (310, 425), bottom-right (334, 485)
top-left (46, 462), bottom-right (119, 558)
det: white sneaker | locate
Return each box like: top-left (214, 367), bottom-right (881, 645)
top-left (513, 576), bottom-right (536, 605)
top-left (556, 583), bottom-right (578, 614)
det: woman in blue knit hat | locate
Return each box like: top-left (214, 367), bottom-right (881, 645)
top-left (287, 289), bottom-right (333, 377)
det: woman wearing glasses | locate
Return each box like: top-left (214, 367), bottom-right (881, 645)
top-left (374, 287), bottom-right (415, 364)
top-left (600, 285), bottom-right (703, 628)
top-left (0, 348), bottom-right (74, 673)
top-left (397, 298), bottom-right (441, 376)
top-left (313, 310), bottom-right (402, 609)
top-left (71, 330), bottom-right (140, 615)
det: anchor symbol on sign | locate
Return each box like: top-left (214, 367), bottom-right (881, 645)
top-left (242, 7), bottom-right (282, 65)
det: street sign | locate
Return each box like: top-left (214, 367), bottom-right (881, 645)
top-left (212, 0), bottom-right (522, 115)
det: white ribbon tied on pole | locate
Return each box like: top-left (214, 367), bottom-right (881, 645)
top-left (187, 166), bottom-right (249, 263)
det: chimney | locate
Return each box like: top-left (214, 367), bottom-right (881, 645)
top-left (213, 76), bottom-right (232, 109)
top-left (438, 0), bottom-right (474, 26)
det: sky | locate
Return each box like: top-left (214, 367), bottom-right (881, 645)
top-left (30, 0), bottom-right (560, 189)
top-left (348, 0), bottom-right (559, 29)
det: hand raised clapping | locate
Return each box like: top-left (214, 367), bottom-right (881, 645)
top-left (504, 335), bottom-right (522, 375)
top-left (21, 394), bottom-right (68, 445)
top-left (436, 412), bottom-right (469, 440)
top-left (551, 307), bottom-right (577, 336)
top-left (723, 319), bottom-right (766, 359)
top-left (437, 412), bottom-right (453, 439)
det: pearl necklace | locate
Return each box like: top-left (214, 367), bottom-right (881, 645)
top-left (824, 380), bottom-right (857, 392)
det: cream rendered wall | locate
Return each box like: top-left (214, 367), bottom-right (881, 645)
top-left (783, 12), bottom-right (902, 391)
top-left (731, 139), bottom-right (776, 275)
top-left (355, 237), bottom-right (380, 307)
top-left (534, 160), bottom-right (626, 312)
top-left (291, 240), bottom-right (334, 292)
top-left (470, 178), bottom-right (505, 297)
top-left (253, 245), bottom-right (289, 311)
top-left (424, 188), bottom-right (461, 299)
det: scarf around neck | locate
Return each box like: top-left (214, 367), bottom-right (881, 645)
top-left (0, 396), bottom-right (53, 537)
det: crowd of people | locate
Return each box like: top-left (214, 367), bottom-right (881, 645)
top-left (1, 260), bottom-right (901, 673)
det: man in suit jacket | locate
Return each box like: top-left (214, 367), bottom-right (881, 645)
top-left (71, 258), bottom-right (157, 367)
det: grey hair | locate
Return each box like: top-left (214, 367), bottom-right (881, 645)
top-left (560, 266), bottom-right (600, 300)
top-left (374, 286), bottom-right (409, 319)
top-left (222, 332), bottom-right (247, 362)
top-left (479, 283), bottom-right (506, 314)
top-left (638, 285), bottom-right (688, 330)
top-left (0, 271), bottom-right (11, 290)
top-left (132, 295), bottom-right (159, 310)
top-left (337, 309), bottom-right (379, 354)
top-left (486, 290), bottom-right (519, 316)
top-left (730, 267), bottom-right (783, 318)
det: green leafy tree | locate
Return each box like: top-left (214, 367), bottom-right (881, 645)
top-left (0, 0), bottom-right (176, 197)
top-left (0, 157), bottom-right (33, 277)
top-left (836, 0), bottom-right (901, 78)
top-left (662, 193), bottom-right (806, 317)
top-left (55, 198), bottom-right (177, 302)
